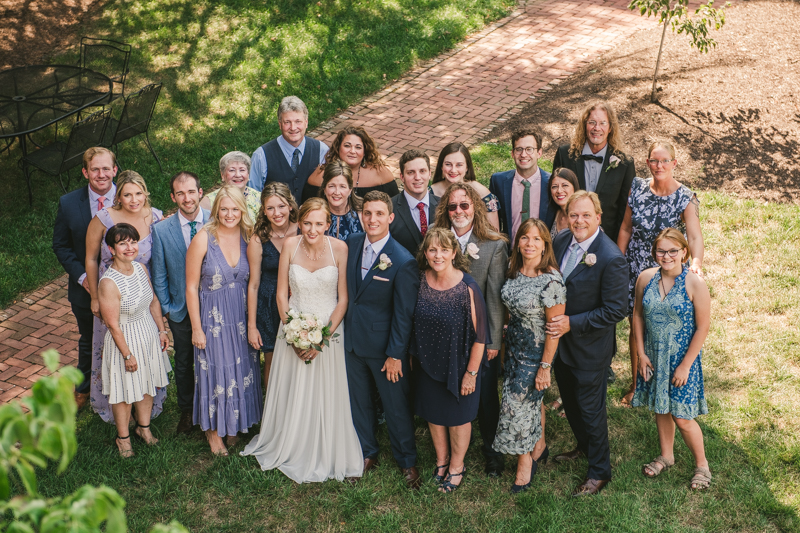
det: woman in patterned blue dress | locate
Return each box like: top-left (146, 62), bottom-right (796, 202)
top-left (318, 161), bottom-right (364, 241)
top-left (247, 182), bottom-right (299, 389)
top-left (632, 228), bottom-right (712, 490)
top-left (493, 218), bottom-right (566, 494)
top-left (617, 141), bottom-right (705, 406)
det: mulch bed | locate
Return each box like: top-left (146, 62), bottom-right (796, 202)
top-left (487, 0), bottom-right (800, 203)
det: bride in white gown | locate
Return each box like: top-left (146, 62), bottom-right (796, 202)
top-left (242, 199), bottom-right (363, 482)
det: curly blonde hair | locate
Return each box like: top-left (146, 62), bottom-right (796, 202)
top-left (568, 101), bottom-right (625, 160)
top-left (206, 184), bottom-right (253, 241)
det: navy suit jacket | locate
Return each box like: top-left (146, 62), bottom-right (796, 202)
top-left (389, 192), bottom-right (439, 257)
top-left (150, 209), bottom-right (210, 322)
top-left (553, 229), bottom-right (628, 370)
top-left (344, 233), bottom-right (419, 361)
top-left (489, 168), bottom-right (555, 238)
top-left (52, 185), bottom-right (95, 309)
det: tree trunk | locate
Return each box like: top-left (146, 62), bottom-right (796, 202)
top-left (651, 15), bottom-right (670, 102)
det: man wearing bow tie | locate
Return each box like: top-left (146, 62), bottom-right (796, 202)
top-left (552, 101), bottom-right (635, 243)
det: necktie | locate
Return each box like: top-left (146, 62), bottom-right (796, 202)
top-left (581, 154), bottom-right (604, 164)
top-left (561, 243), bottom-right (581, 279)
top-left (417, 202), bottom-right (428, 236)
top-left (189, 221), bottom-right (198, 242)
top-left (291, 149), bottom-right (301, 174)
top-left (521, 180), bottom-right (531, 222)
top-left (97, 196), bottom-right (106, 211)
top-left (361, 245), bottom-right (374, 280)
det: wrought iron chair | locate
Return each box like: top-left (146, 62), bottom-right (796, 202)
top-left (19, 109), bottom-right (111, 204)
top-left (102, 83), bottom-right (163, 171)
top-left (80, 37), bottom-right (132, 104)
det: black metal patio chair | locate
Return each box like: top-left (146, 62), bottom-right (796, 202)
top-left (102, 83), bottom-right (163, 171)
top-left (80, 37), bottom-right (132, 105)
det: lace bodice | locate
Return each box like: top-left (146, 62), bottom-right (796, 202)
top-left (288, 265), bottom-right (339, 324)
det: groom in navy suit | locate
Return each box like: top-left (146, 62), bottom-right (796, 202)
top-left (344, 190), bottom-right (422, 489)
top-left (546, 191), bottom-right (627, 497)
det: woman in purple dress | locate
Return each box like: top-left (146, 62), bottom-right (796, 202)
top-left (186, 184), bottom-right (263, 456)
top-left (84, 170), bottom-right (165, 423)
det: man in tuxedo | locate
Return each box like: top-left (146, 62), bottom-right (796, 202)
top-left (434, 182), bottom-right (508, 476)
top-left (248, 95), bottom-right (329, 199)
top-left (389, 149), bottom-right (439, 256)
top-left (151, 171), bottom-right (209, 434)
top-left (552, 101), bottom-right (635, 243)
top-left (52, 147), bottom-right (118, 409)
top-left (490, 128), bottom-right (555, 242)
top-left (546, 191), bottom-right (628, 496)
top-left (344, 191), bottom-right (422, 489)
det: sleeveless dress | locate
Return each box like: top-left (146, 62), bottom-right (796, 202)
top-left (327, 210), bottom-right (363, 241)
top-left (354, 179), bottom-right (399, 200)
top-left (90, 207), bottom-right (166, 423)
top-left (632, 267), bottom-right (707, 420)
top-left (625, 177), bottom-right (696, 314)
top-left (193, 230), bottom-right (263, 436)
top-left (493, 271), bottom-right (566, 455)
top-left (255, 240), bottom-right (281, 352)
top-left (100, 262), bottom-right (171, 405)
top-left (241, 237), bottom-right (364, 483)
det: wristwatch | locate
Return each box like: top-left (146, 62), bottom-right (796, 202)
top-left (467, 370), bottom-right (478, 377)
top-left (123, 353), bottom-right (132, 361)
top-left (540, 362), bottom-right (552, 369)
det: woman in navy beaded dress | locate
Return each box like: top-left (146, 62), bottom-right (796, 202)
top-left (411, 227), bottom-right (489, 493)
top-left (320, 161), bottom-right (364, 241)
top-left (247, 182), bottom-right (299, 388)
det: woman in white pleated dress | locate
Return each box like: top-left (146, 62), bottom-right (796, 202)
top-left (98, 223), bottom-right (171, 457)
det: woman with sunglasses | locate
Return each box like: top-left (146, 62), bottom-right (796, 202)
top-left (616, 141), bottom-right (704, 407)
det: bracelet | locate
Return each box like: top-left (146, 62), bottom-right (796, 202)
top-left (123, 353), bottom-right (132, 361)
top-left (158, 330), bottom-right (168, 335)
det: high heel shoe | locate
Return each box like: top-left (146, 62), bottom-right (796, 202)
top-left (133, 423), bottom-right (158, 446)
top-left (432, 462), bottom-right (450, 483)
top-left (511, 458), bottom-right (538, 494)
top-left (537, 446), bottom-right (550, 465)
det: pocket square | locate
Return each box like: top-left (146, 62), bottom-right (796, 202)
top-left (374, 276), bottom-right (390, 282)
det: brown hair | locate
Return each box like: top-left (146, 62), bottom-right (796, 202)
top-left (399, 149), bottom-right (430, 175)
top-left (548, 167), bottom-right (580, 211)
top-left (207, 184), bottom-right (253, 241)
top-left (434, 183), bottom-right (507, 243)
top-left (362, 190), bottom-right (393, 215)
top-left (511, 128), bottom-right (543, 151)
top-left (254, 182), bottom-right (298, 242)
top-left (568, 101), bottom-right (625, 159)
top-left (112, 170), bottom-right (152, 210)
top-left (320, 160), bottom-right (362, 212)
top-left (431, 142), bottom-right (477, 184)
top-left (325, 126), bottom-right (387, 170)
top-left (297, 197), bottom-right (331, 227)
top-left (416, 226), bottom-right (471, 273)
top-left (506, 218), bottom-right (560, 279)
top-left (565, 190), bottom-right (603, 216)
top-left (651, 228), bottom-right (691, 264)
top-left (169, 171), bottom-right (201, 194)
top-left (82, 147), bottom-right (116, 170)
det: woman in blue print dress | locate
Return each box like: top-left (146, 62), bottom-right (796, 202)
top-left (247, 182), bottom-right (299, 389)
top-left (632, 228), bottom-right (712, 490)
top-left (320, 161), bottom-right (364, 241)
top-left (617, 141), bottom-right (705, 407)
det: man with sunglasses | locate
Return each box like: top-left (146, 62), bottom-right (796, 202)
top-left (490, 128), bottom-right (555, 243)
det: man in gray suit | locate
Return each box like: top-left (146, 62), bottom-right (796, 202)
top-left (434, 182), bottom-right (509, 476)
top-left (151, 171), bottom-right (209, 434)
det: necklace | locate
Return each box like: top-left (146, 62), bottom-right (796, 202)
top-left (302, 237), bottom-right (324, 261)
top-left (355, 165), bottom-right (361, 189)
top-left (113, 261), bottom-right (134, 276)
top-left (273, 223), bottom-right (290, 239)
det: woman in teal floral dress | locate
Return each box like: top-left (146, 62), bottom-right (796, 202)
top-left (493, 218), bottom-right (566, 494)
top-left (632, 228), bottom-right (712, 490)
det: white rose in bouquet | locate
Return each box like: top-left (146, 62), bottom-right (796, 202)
top-left (309, 329), bottom-right (323, 345)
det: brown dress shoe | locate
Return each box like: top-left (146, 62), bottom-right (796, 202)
top-left (400, 466), bottom-right (422, 490)
top-left (74, 392), bottom-right (89, 411)
top-left (363, 457), bottom-right (379, 473)
top-left (176, 411), bottom-right (194, 434)
top-left (572, 478), bottom-right (610, 497)
top-left (554, 448), bottom-right (585, 463)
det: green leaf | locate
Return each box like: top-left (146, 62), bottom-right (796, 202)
top-left (31, 379), bottom-right (56, 405)
top-left (37, 425), bottom-right (63, 460)
top-left (0, 468), bottom-right (10, 500)
top-left (58, 366), bottom-right (84, 387)
top-left (6, 521), bottom-right (35, 533)
top-left (15, 459), bottom-right (38, 495)
top-left (41, 350), bottom-right (60, 372)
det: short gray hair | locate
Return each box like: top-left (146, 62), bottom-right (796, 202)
top-left (277, 96), bottom-right (309, 121)
top-left (219, 151), bottom-right (251, 176)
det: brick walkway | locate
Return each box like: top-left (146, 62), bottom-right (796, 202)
top-left (0, 0), bottom-right (656, 402)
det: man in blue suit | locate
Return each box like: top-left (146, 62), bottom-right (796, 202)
top-left (489, 128), bottom-right (555, 242)
top-left (52, 147), bottom-right (117, 410)
top-left (344, 191), bottom-right (422, 489)
top-left (151, 171), bottom-right (209, 434)
top-left (546, 191), bottom-right (628, 497)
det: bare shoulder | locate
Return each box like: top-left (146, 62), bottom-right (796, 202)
top-left (637, 267), bottom-right (659, 286)
top-left (329, 236), bottom-right (348, 253)
top-left (98, 276), bottom-right (120, 297)
top-left (468, 181), bottom-right (491, 196)
top-left (684, 270), bottom-right (708, 292)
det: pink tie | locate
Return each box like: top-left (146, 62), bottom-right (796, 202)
top-left (98, 196), bottom-right (106, 210)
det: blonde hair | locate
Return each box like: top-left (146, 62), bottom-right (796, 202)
top-left (568, 101), bottom-right (625, 160)
top-left (647, 140), bottom-right (676, 160)
top-left (565, 190), bottom-right (603, 216)
top-left (416, 227), bottom-right (471, 273)
top-left (207, 184), bottom-right (253, 241)
top-left (433, 183), bottom-right (506, 243)
top-left (83, 147), bottom-right (116, 170)
top-left (112, 170), bottom-right (151, 210)
top-left (297, 197), bottom-right (331, 227)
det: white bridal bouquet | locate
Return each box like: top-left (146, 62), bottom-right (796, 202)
top-left (282, 309), bottom-right (339, 365)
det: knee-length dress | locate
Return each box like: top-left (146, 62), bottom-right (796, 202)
top-left (100, 262), bottom-right (171, 404)
top-left (255, 240), bottom-right (281, 352)
top-left (632, 267), bottom-right (707, 420)
top-left (625, 177), bottom-right (696, 314)
top-left (493, 270), bottom-right (566, 455)
top-left (90, 207), bottom-right (166, 423)
top-left (411, 272), bottom-right (489, 427)
top-left (193, 230), bottom-right (263, 436)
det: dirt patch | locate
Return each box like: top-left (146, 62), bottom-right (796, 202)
top-left (487, 0), bottom-right (800, 203)
top-left (0, 0), bottom-right (107, 71)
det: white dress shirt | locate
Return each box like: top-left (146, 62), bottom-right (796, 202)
top-left (248, 135), bottom-right (330, 191)
top-left (560, 227), bottom-right (601, 272)
top-left (452, 226), bottom-right (473, 253)
top-left (404, 191), bottom-right (430, 232)
top-left (581, 142), bottom-right (608, 193)
top-left (178, 209), bottom-right (205, 249)
top-left (362, 232), bottom-right (392, 279)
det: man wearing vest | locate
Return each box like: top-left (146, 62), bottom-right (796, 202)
top-left (248, 95), bottom-right (329, 201)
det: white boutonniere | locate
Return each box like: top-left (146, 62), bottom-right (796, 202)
top-left (581, 252), bottom-right (597, 267)
top-left (605, 155), bottom-right (621, 172)
top-left (373, 253), bottom-right (392, 271)
top-left (465, 243), bottom-right (480, 260)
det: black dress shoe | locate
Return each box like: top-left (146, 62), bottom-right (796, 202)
top-left (176, 411), bottom-right (194, 434)
top-left (484, 456), bottom-right (505, 477)
top-left (607, 366), bottom-right (616, 383)
top-left (554, 448), bottom-right (585, 463)
top-left (572, 478), bottom-right (610, 497)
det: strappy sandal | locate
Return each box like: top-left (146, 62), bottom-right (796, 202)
top-left (642, 455), bottom-right (674, 478)
top-left (116, 435), bottom-right (134, 458)
top-left (432, 462), bottom-right (450, 483)
top-left (620, 389), bottom-right (634, 408)
top-left (548, 397), bottom-right (567, 419)
top-left (690, 467), bottom-right (712, 490)
top-left (205, 430), bottom-right (229, 457)
top-left (133, 423), bottom-right (159, 446)
top-left (438, 468), bottom-right (466, 493)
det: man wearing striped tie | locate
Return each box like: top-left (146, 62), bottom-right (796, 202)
top-left (546, 190), bottom-right (628, 497)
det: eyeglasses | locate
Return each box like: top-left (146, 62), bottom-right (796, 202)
top-left (655, 249), bottom-right (682, 258)
top-left (647, 159), bottom-right (674, 166)
top-left (447, 202), bottom-right (472, 212)
top-left (513, 147), bottom-right (539, 155)
top-left (587, 121), bottom-right (609, 127)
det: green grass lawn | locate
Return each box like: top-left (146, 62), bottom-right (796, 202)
top-left (33, 144), bottom-right (800, 532)
top-left (0, 0), bottom-right (514, 308)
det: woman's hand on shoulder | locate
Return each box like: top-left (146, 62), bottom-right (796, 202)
top-left (468, 180), bottom-right (491, 197)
